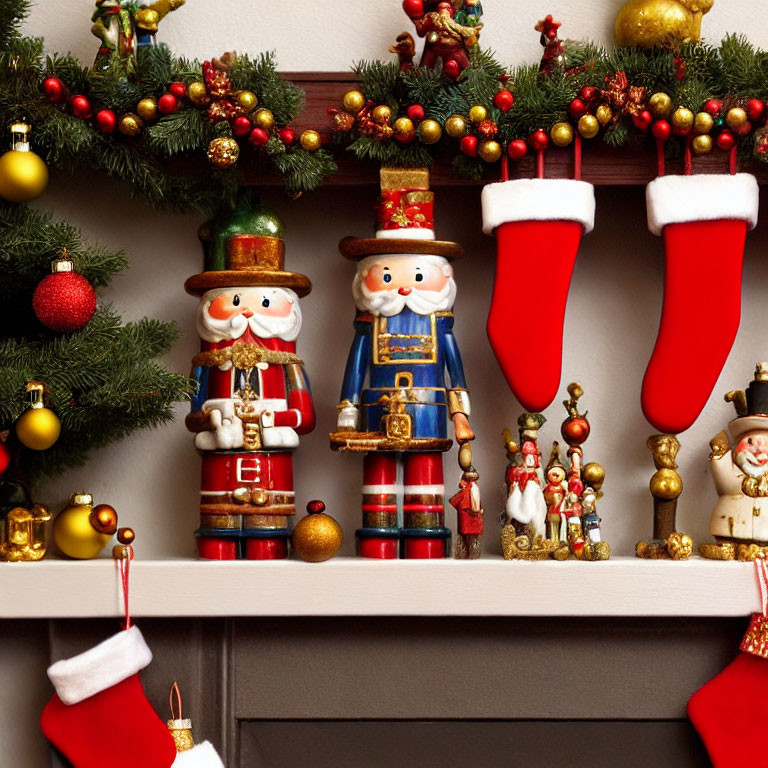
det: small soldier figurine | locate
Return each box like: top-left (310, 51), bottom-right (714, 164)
top-left (185, 198), bottom-right (315, 559)
top-left (331, 168), bottom-right (480, 559)
top-left (543, 448), bottom-right (567, 543)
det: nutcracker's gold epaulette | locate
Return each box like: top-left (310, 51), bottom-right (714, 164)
top-left (434, 311), bottom-right (454, 318)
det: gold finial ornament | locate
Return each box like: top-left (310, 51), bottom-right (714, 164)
top-left (615, 0), bottom-right (714, 49)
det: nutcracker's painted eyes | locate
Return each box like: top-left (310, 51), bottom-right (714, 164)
top-left (415, 271), bottom-right (424, 282)
top-left (749, 438), bottom-right (754, 445)
top-left (262, 297), bottom-right (270, 308)
top-left (233, 294), bottom-right (240, 307)
top-left (383, 273), bottom-right (392, 283)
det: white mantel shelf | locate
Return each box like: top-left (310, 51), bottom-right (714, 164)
top-left (0, 556), bottom-right (760, 619)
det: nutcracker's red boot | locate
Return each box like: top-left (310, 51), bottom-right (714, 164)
top-left (245, 538), bottom-right (288, 560)
top-left (481, 179), bottom-right (595, 412)
top-left (197, 538), bottom-right (237, 560)
top-left (642, 174), bottom-right (759, 434)
top-left (401, 453), bottom-right (450, 559)
top-left (357, 453), bottom-right (399, 559)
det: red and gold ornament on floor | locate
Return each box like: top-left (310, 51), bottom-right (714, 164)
top-left (185, 198), bottom-right (317, 560)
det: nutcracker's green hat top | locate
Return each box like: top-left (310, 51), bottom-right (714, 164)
top-left (185, 193), bottom-right (311, 297)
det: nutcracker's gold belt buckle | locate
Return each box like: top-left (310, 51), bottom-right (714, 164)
top-left (381, 372), bottom-right (414, 440)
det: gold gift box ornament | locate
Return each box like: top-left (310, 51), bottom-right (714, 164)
top-left (0, 504), bottom-right (52, 561)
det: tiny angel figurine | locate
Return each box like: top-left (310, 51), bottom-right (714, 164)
top-left (701, 363), bottom-right (768, 561)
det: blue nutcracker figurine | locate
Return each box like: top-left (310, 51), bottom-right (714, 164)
top-left (330, 168), bottom-right (482, 559)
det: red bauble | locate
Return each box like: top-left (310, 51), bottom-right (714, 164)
top-left (717, 129), bottom-right (736, 150)
top-left (493, 90), bottom-right (514, 112)
top-left (168, 82), bottom-right (187, 99)
top-left (249, 127), bottom-right (269, 146)
top-left (278, 128), bottom-right (295, 145)
top-left (407, 104), bottom-right (425, 123)
top-left (705, 99), bottom-right (722, 116)
top-left (42, 76), bottom-right (64, 102)
top-left (402, 0), bottom-right (424, 19)
top-left (443, 59), bottom-right (460, 78)
top-left (561, 416), bottom-right (590, 446)
top-left (70, 95), bottom-right (92, 119)
top-left (580, 86), bottom-right (596, 102)
top-left (0, 442), bottom-right (9, 476)
top-left (747, 99), bottom-right (765, 121)
top-left (569, 99), bottom-right (586, 119)
top-left (529, 129), bottom-right (549, 151)
top-left (232, 116), bottom-right (252, 137)
top-left (735, 120), bottom-right (753, 137)
top-left (507, 139), bottom-right (528, 160)
top-left (95, 109), bottom-right (117, 134)
top-left (633, 110), bottom-right (652, 131)
top-left (157, 93), bottom-right (178, 115)
top-left (33, 268), bottom-right (97, 333)
top-left (652, 120), bottom-right (671, 141)
top-left (460, 135), bottom-right (478, 156)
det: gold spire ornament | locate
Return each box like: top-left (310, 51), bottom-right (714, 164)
top-left (615, 0), bottom-right (714, 49)
top-left (0, 123), bottom-right (49, 203)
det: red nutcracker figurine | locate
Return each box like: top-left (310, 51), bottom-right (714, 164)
top-left (330, 168), bottom-right (482, 559)
top-left (185, 199), bottom-right (315, 559)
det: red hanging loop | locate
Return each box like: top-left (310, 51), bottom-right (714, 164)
top-left (573, 134), bottom-right (582, 181)
top-left (115, 546), bottom-right (134, 630)
top-left (684, 134), bottom-right (693, 175)
top-left (500, 153), bottom-right (509, 182)
top-left (729, 145), bottom-right (738, 176)
top-left (170, 682), bottom-right (184, 721)
top-left (536, 148), bottom-right (545, 179)
top-left (656, 139), bottom-right (666, 177)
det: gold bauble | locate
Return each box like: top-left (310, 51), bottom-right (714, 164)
top-left (596, 105), bottom-right (613, 127)
top-left (445, 115), bottom-right (468, 139)
top-left (694, 111), bottom-right (714, 134)
top-left (292, 504), bottom-right (343, 562)
top-left (342, 90), bottom-right (366, 114)
top-left (550, 121), bottom-right (574, 147)
top-left (671, 106), bottom-right (694, 133)
top-left (578, 114), bottom-right (600, 139)
top-left (118, 113), bottom-right (143, 136)
top-left (136, 97), bottom-right (158, 122)
top-left (726, 107), bottom-right (748, 131)
top-left (300, 129), bottom-right (321, 151)
top-left (615, 0), bottom-right (713, 49)
top-left (206, 137), bottom-right (240, 168)
top-left (0, 149), bottom-right (48, 203)
top-left (372, 104), bottom-right (392, 125)
top-left (478, 140), bottom-right (502, 163)
top-left (393, 116), bottom-right (415, 139)
top-left (236, 90), bottom-right (258, 113)
top-left (469, 105), bottom-right (487, 123)
top-left (692, 134), bottom-right (713, 154)
top-left (650, 468), bottom-right (683, 500)
top-left (649, 92), bottom-right (673, 119)
top-left (418, 119), bottom-right (442, 144)
top-left (15, 406), bottom-right (60, 450)
top-left (187, 81), bottom-right (209, 107)
top-left (253, 109), bottom-right (275, 131)
top-left (53, 493), bottom-right (113, 560)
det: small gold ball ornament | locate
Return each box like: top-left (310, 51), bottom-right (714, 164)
top-left (393, 116), bottom-right (416, 141)
top-left (118, 113), bottom-right (143, 136)
top-left (418, 119), bottom-right (442, 144)
top-left (372, 105), bottom-right (392, 125)
top-left (672, 106), bottom-right (694, 134)
top-left (578, 114), bottom-right (600, 139)
top-left (692, 134), bottom-right (713, 155)
top-left (478, 140), bottom-right (502, 163)
top-left (15, 382), bottom-right (60, 450)
top-left (550, 121), bottom-right (574, 147)
top-left (206, 136), bottom-right (240, 168)
top-left (596, 105), bottom-right (613, 127)
top-left (615, 0), bottom-right (713, 49)
top-left (445, 115), bottom-right (468, 139)
top-left (253, 109), bottom-right (275, 131)
top-left (136, 97), bottom-right (158, 122)
top-left (236, 90), bottom-right (258, 113)
top-left (342, 90), bottom-right (366, 114)
top-left (300, 130), bottom-right (321, 151)
top-left (53, 493), bottom-right (114, 560)
top-left (0, 123), bottom-right (49, 204)
top-left (726, 107), bottom-right (748, 131)
top-left (648, 92), bottom-right (673, 119)
top-left (292, 501), bottom-right (343, 562)
top-left (694, 111), bottom-right (714, 134)
top-left (187, 81), bottom-right (209, 107)
top-left (650, 468), bottom-right (683, 500)
top-left (469, 105), bottom-right (488, 123)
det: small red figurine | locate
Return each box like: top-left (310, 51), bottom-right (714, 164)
top-left (535, 14), bottom-right (564, 74)
top-left (185, 197), bottom-right (316, 560)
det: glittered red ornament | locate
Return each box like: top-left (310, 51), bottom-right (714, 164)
top-left (443, 59), bottom-right (460, 79)
top-left (507, 138), bottom-right (528, 160)
top-left (580, 86), bottom-right (596, 102)
top-left (747, 99), bottom-right (765, 122)
top-left (249, 127), bottom-right (269, 146)
top-left (95, 109), bottom-right (117, 134)
top-left (493, 90), bottom-right (514, 112)
top-left (652, 120), bottom-right (671, 141)
top-left (716, 129), bottom-right (736, 150)
top-left (460, 135), bottom-right (477, 156)
top-left (168, 82), bottom-right (187, 99)
top-left (33, 261), bottom-right (97, 333)
top-left (0, 442), bottom-right (9, 475)
top-left (569, 99), bottom-right (586, 119)
top-left (407, 104), bottom-right (425, 123)
top-left (278, 128), bottom-right (295, 145)
top-left (232, 115), bottom-right (252, 136)
top-left (157, 93), bottom-right (178, 115)
top-left (529, 129), bottom-right (549, 151)
top-left (42, 76), bottom-right (64, 102)
top-left (477, 119), bottom-right (498, 139)
top-left (70, 95), bottom-right (92, 120)
top-left (633, 110), bottom-right (652, 131)
top-left (705, 99), bottom-right (722, 116)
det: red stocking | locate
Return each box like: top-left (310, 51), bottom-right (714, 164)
top-left (481, 179), bottom-right (595, 412)
top-left (689, 558), bottom-right (768, 768)
top-left (642, 173), bottom-right (759, 434)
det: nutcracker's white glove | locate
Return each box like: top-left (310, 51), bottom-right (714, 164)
top-left (336, 405), bottom-right (359, 432)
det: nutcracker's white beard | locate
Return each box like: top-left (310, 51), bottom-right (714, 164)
top-left (197, 294), bottom-right (302, 343)
top-left (736, 449), bottom-right (768, 478)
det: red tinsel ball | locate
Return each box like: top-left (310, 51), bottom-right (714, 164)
top-left (157, 93), bottom-right (178, 115)
top-left (460, 135), bottom-right (477, 157)
top-left (747, 99), bottom-right (765, 122)
top-left (633, 110), bottom-right (652, 131)
top-left (716, 129), bottom-right (736, 150)
top-left (477, 119), bottom-right (498, 139)
top-left (249, 127), bottom-right (269, 146)
top-left (33, 270), bottom-right (97, 333)
top-left (168, 82), bottom-right (187, 99)
top-left (493, 90), bottom-right (514, 113)
top-left (580, 86), bottom-right (596, 102)
top-left (232, 115), bottom-right (252, 136)
top-left (443, 59), bottom-right (460, 78)
top-left (42, 76), bottom-right (64, 102)
top-left (96, 109), bottom-right (117, 134)
top-left (70, 94), bottom-right (92, 119)
top-left (569, 99), bottom-right (586, 119)
top-left (507, 138), bottom-right (528, 160)
top-left (529, 129), bottom-right (549, 151)
top-left (651, 120), bottom-right (671, 141)
top-left (278, 128), bottom-right (295, 145)
top-left (704, 99), bottom-right (722, 116)
top-left (0, 442), bottom-right (9, 475)
top-left (407, 104), bottom-right (425, 123)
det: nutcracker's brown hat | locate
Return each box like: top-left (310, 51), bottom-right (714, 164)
top-left (339, 167), bottom-right (463, 262)
top-left (185, 201), bottom-right (311, 297)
